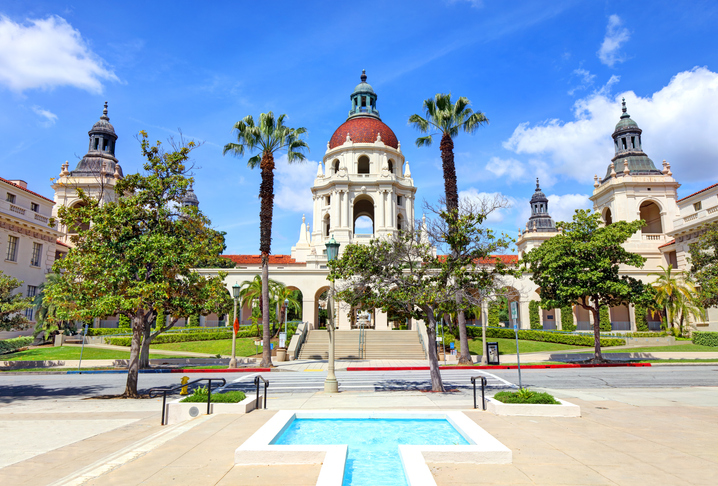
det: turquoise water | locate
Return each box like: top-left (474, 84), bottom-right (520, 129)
top-left (273, 418), bottom-right (469, 486)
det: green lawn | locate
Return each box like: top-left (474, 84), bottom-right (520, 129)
top-left (604, 343), bottom-right (718, 353)
top-left (463, 337), bottom-right (589, 355)
top-left (151, 338), bottom-right (261, 357)
top-left (0, 346), bottom-right (194, 361)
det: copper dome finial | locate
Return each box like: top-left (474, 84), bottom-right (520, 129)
top-left (360, 69), bottom-right (367, 83)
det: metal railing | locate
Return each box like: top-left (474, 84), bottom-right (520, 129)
top-left (149, 377), bottom-right (227, 425)
top-left (254, 375), bottom-right (268, 409)
top-left (471, 375), bottom-right (487, 410)
top-left (358, 321), bottom-right (366, 359)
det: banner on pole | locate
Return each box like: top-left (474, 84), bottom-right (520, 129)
top-left (233, 316), bottom-right (239, 334)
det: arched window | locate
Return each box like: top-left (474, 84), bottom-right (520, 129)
top-left (324, 215), bottom-right (330, 237)
top-left (604, 208), bottom-right (613, 225)
top-left (397, 214), bottom-right (403, 231)
top-left (639, 201), bottom-right (662, 233)
top-left (358, 156), bottom-right (370, 174)
top-left (387, 159), bottom-right (394, 173)
top-left (353, 196), bottom-right (374, 234)
top-left (332, 159), bottom-right (339, 174)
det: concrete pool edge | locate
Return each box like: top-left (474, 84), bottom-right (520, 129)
top-left (234, 410), bottom-right (512, 486)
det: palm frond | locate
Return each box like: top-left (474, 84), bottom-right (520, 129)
top-left (408, 114), bottom-right (429, 133)
top-left (415, 135), bottom-right (433, 147)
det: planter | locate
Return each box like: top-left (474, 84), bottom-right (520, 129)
top-left (165, 395), bottom-right (261, 425)
top-left (485, 397), bottom-right (580, 417)
top-left (276, 348), bottom-right (287, 362)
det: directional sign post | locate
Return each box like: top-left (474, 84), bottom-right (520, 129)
top-left (511, 301), bottom-right (523, 389)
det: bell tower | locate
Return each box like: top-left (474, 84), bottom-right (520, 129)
top-left (291, 72), bottom-right (417, 262)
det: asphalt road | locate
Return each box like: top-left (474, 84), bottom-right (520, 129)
top-left (0, 365), bottom-right (715, 403)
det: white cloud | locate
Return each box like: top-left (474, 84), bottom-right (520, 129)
top-left (274, 155), bottom-right (318, 215)
top-left (0, 15), bottom-right (118, 93)
top-left (31, 105), bottom-right (57, 127)
top-left (447, 0), bottom-right (484, 7)
top-left (458, 188), bottom-right (516, 224)
top-left (597, 15), bottom-right (630, 67)
top-left (568, 68), bottom-right (596, 96)
top-left (483, 156), bottom-right (557, 188)
top-left (503, 67), bottom-right (718, 184)
top-left (546, 193), bottom-right (592, 223)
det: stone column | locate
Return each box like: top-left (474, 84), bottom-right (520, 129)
top-left (519, 300), bottom-right (530, 330)
top-left (407, 194), bottom-right (414, 225)
top-left (555, 308), bottom-right (562, 330)
top-left (302, 297), bottom-right (315, 329)
top-left (378, 190), bottom-right (385, 229)
top-left (375, 310), bottom-right (390, 330)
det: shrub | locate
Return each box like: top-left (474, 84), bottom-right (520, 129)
top-left (635, 304), bottom-right (648, 332)
top-left (0, 336), bottom-right (34, 354)
top-left (464, 326), bottom-right (625, 346)
top-left (488, 302), bottom-right (500, 327)
top-left (529, 301), bottom-right (541, 329)
top-left (107, 328), bottom-right (260, 346)
top-left (560, 305), bottom-right (575, 331)
top-left (180, 390), bottom-right (246, 403)
top-left (118, 315), bottom-right (131, 329)
top-left (87, 328), bottom-right (128, 336)
top-left (493, 389), bottom-right (560, 404)
top-left (599, 306), bottom-right (611, 332)
top-left (692, 331), bottom-right (718, 347)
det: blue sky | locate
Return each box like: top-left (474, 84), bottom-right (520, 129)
top-left (1, 0), bottom-right (718, 255)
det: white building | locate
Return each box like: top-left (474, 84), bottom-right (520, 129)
top-left (1, 177), bottom-right (63, 324)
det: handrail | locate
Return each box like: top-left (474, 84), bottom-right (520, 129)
top-left (149, 377), bottom-right (227, 425)
top-left (470, 375), bottom-right (487, 411)
top-left (288, 321), bottom-right (309, 360)
top-left (254, 375), bottom-right (269, 409)
top-left (358, 321), bottom-right (366, 359)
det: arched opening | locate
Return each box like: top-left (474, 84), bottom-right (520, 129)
top-left (353, 196), bottom-right (374, 235)
top-left (397, 214), bottom-right (404, 232)
top-left (610, 305), bottom-right (630, 331)
top-left (357, 155), bottom-right (370, 174)
top-left (603, 207), bottom-right (613, 225)
top-left (314, 287), bottom-right (330, 329)
top-left (279, 286), bottom-right (303, 324)
top-left (639, 201), bottom-right (662, 233)
top-left (324, 214), bottom-right (330, 237)
top-left (332, 159), bottom-right (339, 174)
top-left (542, 308), bottom-right (557, 330)
top-left (387, 159), bottom-right (394, 173)
top-left (68, 201), bottom-right (90, 236)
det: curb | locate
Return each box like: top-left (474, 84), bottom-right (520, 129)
top-left (0, 367), bottom-right (274, 375)
top-left (346, 363), bottom-right (653, 371)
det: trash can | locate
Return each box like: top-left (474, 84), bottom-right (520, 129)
top-left (486, 342), bottom-right (500, 365)
top-left (276, 348), bottom-right (287, 362)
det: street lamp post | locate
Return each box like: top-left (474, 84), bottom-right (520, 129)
top-left (324, 235), bottom-right (340, 393)
top-left (284, 298), bottom-right (289, 337)
top-left (230, 282), bottom-right (240, 369)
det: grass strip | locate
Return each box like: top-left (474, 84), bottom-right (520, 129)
top-left (180, 391), bottom-right (246, 403)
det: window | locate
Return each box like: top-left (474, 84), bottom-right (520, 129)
top-left (388, 160), bottom-right (394, 173)
top-left (622, 138), bottom-right (627, 150)
top-left (397, 196), bottom-right (403, 206)
top-left (31, 242), bottom-right (42, 267)
top-left (357, 156), bottom-right (370, 174)
top-left (24, 307), bottom-right (33, 320)
top-left (326, 195), bottom-right (331, 206)
top-left (31, 202), bottom-right (39, 212)
top-left (6, 193), bottom-right (16, 203)
top-left (631, 136), bottom-right (636, 149)
top-left (94, 138), bottom-right (100, 150)
top-left (694, 202), bottom-right (702, 211)
top-left (27, 285), bottom-right (37, 297)
top-left (6, 235), bottom-right (18, 261)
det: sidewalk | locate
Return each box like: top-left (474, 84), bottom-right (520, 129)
top-left (0, 387), bottom-right (715, 485)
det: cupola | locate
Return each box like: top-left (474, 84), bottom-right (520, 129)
top-left (603, 98), bottom-right (660, 181)
top-left (526, 178), bottom-right (557, 232)
top-left (348, 70), bottom-right (379, 119)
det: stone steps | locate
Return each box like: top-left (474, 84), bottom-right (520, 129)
top-left (297, 330), bottom-right (426, 360)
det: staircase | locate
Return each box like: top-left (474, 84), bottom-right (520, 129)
top-left (297, 330), bottom-right (426, 360)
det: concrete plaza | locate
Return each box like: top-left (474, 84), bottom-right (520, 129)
top-left (0, 378), bottom-right (716, 486)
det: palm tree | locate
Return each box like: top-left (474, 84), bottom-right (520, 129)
top-left (274, 287), bottom-right (302, 339)
top-left (224, 113), bottom-right (309, 366)
top-left (32, 273), bottom-right (70, 341)
top-left (649, 265), bottom-right (705, 336)
top-left (239, 275), bottom-right (282, 338)
top-left (409, 94), bottom-right (488, 365)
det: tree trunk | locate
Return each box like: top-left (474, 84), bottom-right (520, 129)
top-left (590, 307), bottom-right (604, 362)
top-left (424, 308), bottom-right (444, 392)
top-left (481, 305), bottom-right (488, 365)
top-left (258, 150), bottom-right (275, 367)
top-left (440, 133), bottom-right (458, 212)
top-left (123, 312), bottom-right (143, 398)
top-left (139, 323), bottom-right (151, 369)
top-left (456, 299), bottom-right (471, 365)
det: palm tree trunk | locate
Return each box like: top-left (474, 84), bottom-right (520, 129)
top-left (440, 133), bottom-right (458, 212)
top-left (259, 151), bottom-right (275, 367)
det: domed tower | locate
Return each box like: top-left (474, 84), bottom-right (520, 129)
top-left (291, 71), bottom-right (417, 261)
top-left (182, 183), bottom-right (199, 208)
top-left (590, 98), bottom-right (680, 264)
top-left (52, 102), bottom-right (124, 246)
top-left (516, 178), bottom-right (557, 258)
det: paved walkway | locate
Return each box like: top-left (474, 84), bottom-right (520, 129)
top-left (0, 386), bottom-right (715, 485)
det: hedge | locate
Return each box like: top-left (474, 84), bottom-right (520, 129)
top-left (465, 326), bottom-right (625, 347)
top-left (0, 336), bottom-right (34, 354)
top-left (560, 305), bottom-right (575, 331)
top-left (106, 324), bottom-right (296, 347)
top-left (692, 331), bottom-right (718, 347)
top-left (488, 302), bottom-right (500, 327)
top-left (635, 303), bottom-right (648, 332)
top-left (529, 301), bottom-right (541, 329)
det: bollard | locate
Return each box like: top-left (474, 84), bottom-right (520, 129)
top-left (180, 376), bottom-right (189, 395)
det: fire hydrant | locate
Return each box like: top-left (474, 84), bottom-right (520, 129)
top-left (179, 376), bottom-right (189, 395)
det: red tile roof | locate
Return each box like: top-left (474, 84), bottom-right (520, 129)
top-left (221, 255), bottom-right (304, 265)
top-left (437, 254), bottom-right (519, 265)
top-left (677, 183), bottom-right (718, 202)
top-left (0, 177), bottom-right (55, 203)
top-left (329, 116), bottom-right (399, 149)
top-left (658, 239), bottom-right (676, 249)
top-left (56, 239), bottom-right (71, 248)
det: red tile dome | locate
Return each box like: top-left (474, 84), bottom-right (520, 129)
top-left (329, 116), bottom-right (399, 149)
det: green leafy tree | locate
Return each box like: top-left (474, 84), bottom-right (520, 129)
top-left (560, 305), bottom-right (575, 331)
top-left (331, 210), bottom-right (512, 391)
top-left (118, 315), bottom-right (131, 329)
top-left (521, 210), bottom-right (648, 362)
top-left (690, 221), bottom-right (718, 307)
top-left (223, 112), bottom-right (309, 367)
top-left (529, 301), bottom-right (541, 329)
top-left (48, 133), bottom-right (232, 397)
top-left (274, 285), bottom-right (302, 340)
top-left (649, 265), bottom-right (705, 336)
top-left (634, 303), bottom-right (648, 331)
top-left (488, 302), bottom-right (500, 327)
top-left (409, 93), bottom-right (489, 365)
top-left (0, 271), bottom-right (31, 331)
top-left (599, 306), bottom-right (611, 332)
top-left (32, 273), bottom-right (72, 340)
top-left (239, 275), bottom-right (283, 338)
